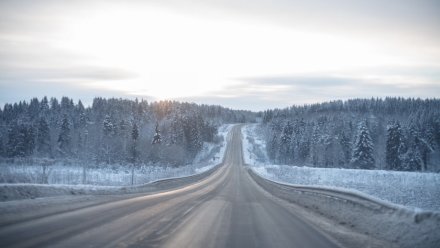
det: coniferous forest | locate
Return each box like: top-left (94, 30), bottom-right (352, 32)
top-left (261, 98), bottom-right (440, 172)
top-left (0, 97), bottom-right (254, 166)
top-left (1, 97), bottom-right (440, 172)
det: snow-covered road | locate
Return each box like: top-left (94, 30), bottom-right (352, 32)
top-left (0, 125), bottom-right (438, 248)
top-left (0, 126), bottom-right (341, 248)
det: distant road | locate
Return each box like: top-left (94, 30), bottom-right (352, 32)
top-left (0, 125), bottom-right (339, 248)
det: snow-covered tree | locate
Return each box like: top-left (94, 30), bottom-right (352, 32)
top-left (279, 121), bottom-right (293, 163)
top-left (103, 115), bottom-right (115, 137)
top-left (101, 115), bottom-right (116, 163)
top-left (129, 122), bottom-right (139, 184)
top-left (185, 119), bottom-right (202, 156)
top-left (7, 124), bottom-right (26, 157)
top-left (6, 123), bottom-right (34, 157)
top-left (170, 115), bottom-right (185, 145)
top-left (58, 116), bottom-right (71, 155)
top-left (1, 97), bottom-right (252, 165)
top-left (339, 131), bottom-right (351, 165)
top-left (401, 139), bottom-right (423, 171)
top-left (0, 137), bottom-right (4, 157)
top-left (131, 122), bottom-right (139, 159)
top-left (40, 96), bottom-right (49, 116)
top-left (36, 117), bottom-right (51, 156)
top-left (386, 122), bottom-right (403, 170)
top-left (28, 97), bottom-right (40, 120)
top-left (152, 123), bottom-right (162, 145)
top-left (351, 121), bottom-right (375, 169)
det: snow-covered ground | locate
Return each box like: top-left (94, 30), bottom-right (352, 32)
top-left (242, 124), bottom-right (440, 212)
top-left (0, 124), bottom-right (233, 187)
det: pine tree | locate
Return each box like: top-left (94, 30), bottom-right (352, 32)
top-left (58, 116), bottom-right (71, 155)
top-left (40, 96), bottom-right (49, 116)
top-left (339, 131), bottom-right (351, 164)
top-left (130, 123), bottom-right (139, 163)
top-left (351, 121), bottom-right (375, 169)
top-left (28, 98), bottom-right (40, 120)
top-left (79, 112), bottom-right (87, 128)
top-left (0, 138), bottom-right (3, 157)
top-left (152, 123), bottom-right (162, 145)
top-left (7, 124), bottom-right (26, 157)
top-left (130, 122), bottom-right (139, 185)
top-left (188, 123), bottom-right (202, 155)
top-left (267, 133), bottom-right (279, 161)
top-left (103, 115), bottom-right (114, 136)
top-left (37, 117), bottom-right (51, 156)
top-left (310, 123), bottom-right (321, 166)
top-left (170, 116), bottom-right (184, 145)
top-left (101, 115), bottom-right (116, 163)
top-left (24, 125), bottom-right (35, 156)
top-left (385, 122), bottom-right (402, 170)
top-left (401, 139), bottom-right (423, 171)
top-left (279, 121), bottom-right (293, 163)
top-left (5, 123), bottom-right (34, 157)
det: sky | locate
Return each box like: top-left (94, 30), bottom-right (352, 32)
top-left (0, 0), bottom-right (439, 111)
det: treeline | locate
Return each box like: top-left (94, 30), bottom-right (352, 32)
top-left (262, 98), bottom-right (440, 171)
top-left (0, 97), bottom-right (255, 166)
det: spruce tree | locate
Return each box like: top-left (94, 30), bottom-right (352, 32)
top-left (6, 123), bottom-right (34, 157)
top-left (279, 121), bottom-right (293, 163)
top-left (130, 122), bottom-right (139, 163)
top-left (0, 138), bottom-right (3, 157)
top-left (386, 122), bottom-right (402, 170)
top-left (7, 124), bottom-right (26, 157)
top-left (401, 141), bottom-right (423, 171)
top-left (40, 96), bottom-right (49, 114)
top-left (58, 116), bottom-right (71, 155)
top-left (103, 115), bottom-right (114, 136)
top-left (267, 133), bottom-right (279, 161)
top-left (101, 115), bottom-right (116, 163)
top-left (37, 117), bottom-right (51, 156)
top-left (130, 122), bottom-right (139, 185)
top-left (339, 131), bottom-right (351, 164)
top-left (351, 121), bottom-right (375, 169)
top-left (24, 125), bottom-right (35, 156)
top-left (152, 123), bottom-right (162, 145)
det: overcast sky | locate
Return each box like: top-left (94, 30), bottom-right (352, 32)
top-left (1, 0), bottom-right (439, 111)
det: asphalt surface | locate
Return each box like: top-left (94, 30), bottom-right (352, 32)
top-left (0, 125), bottom-right (340, 248)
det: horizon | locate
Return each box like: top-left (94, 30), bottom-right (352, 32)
top-left (1, 0), bottom-right (439, 111)
top-left (2, 95), bottom-right (439, 112)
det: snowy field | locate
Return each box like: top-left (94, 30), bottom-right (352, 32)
top-left (242, 124), bottom-right (440, 212)
top-left (0, 124), bottom-right (233, 187)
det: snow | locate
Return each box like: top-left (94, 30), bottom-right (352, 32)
top-left (0, 124), bottom-right (234, 200)
top-left (242, 124), bottom-right (440, 212)
top-left (193, 124), bottom-right (234, 167)
top-left (244, 124), bottom-right (440, 247)
top-left (242, 124), bottom-right (269, 166)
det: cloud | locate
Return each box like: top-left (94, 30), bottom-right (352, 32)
top-left (0, 79), bottom-right (151, 108)
top-left (191, 73), bottom-right (440, 111)
top-left (148, 0), bottom-right (440, 47)
top-left (0, 1), bottom-right (438, 111)
top-left (241, 76), bottom-right (358, 88)
top-left (0, 65), bottom-right (138, 81)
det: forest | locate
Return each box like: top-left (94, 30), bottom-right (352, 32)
top-left (0, 97), bottom-right (255, 167)
top-left (2, 97), bottom-right (439, 172)
top-left (261, 98), bottom-right (440, 172)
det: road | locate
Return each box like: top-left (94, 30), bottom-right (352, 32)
top-left (0, 125), bottom-right (340, 248)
